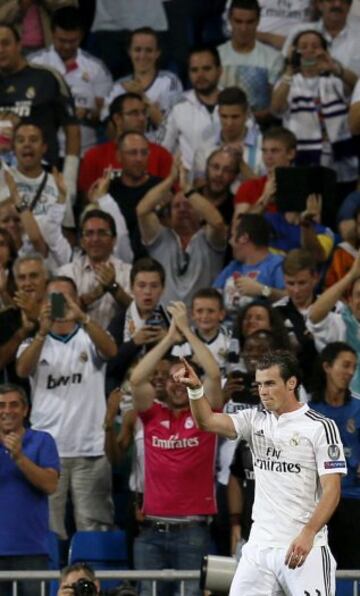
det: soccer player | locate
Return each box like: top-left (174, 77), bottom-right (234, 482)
top-left (173, 348), bottom-right (346, 596)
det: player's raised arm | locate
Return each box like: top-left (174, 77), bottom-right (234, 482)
top-left (173, 359), bottom-right (237, 439)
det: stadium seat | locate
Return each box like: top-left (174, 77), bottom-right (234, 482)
top-left (68, 530), bottom-right (129, 590)
top-left (46, 531), bottom-right (60, 596)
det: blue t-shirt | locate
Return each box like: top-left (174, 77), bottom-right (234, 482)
top-left (0, 428), bottom-right (60, 555)
top-left (265, 212), bottom-right (333, 253)
top-left (310, 398), bottom-right (360, 500)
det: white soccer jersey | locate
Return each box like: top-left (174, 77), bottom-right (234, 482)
top-left (17, 327), bottom-right (107, 457)
top-left (11, 167), bottom-right (72, 270)
top-left (171, 326), bottom-right (231, 375)
top-left (29, 46), bottom-right (112, 154)
top-left (230, 404), bottom-right (347, 547)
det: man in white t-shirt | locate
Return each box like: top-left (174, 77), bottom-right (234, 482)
top-left (30, 6), bottom-right (112, 156)
top-left (175, 349), bottom-right (346, 596)
top-left (16, 275), bottom-right (118, 539)
top-left (218, 0), bottom-right (283, 124)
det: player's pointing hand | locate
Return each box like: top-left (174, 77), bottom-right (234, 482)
top-left (172, 358), bottom-right (202, 390)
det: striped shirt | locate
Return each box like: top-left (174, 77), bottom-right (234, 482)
top-left (230, 404), bottom-right (347, 547)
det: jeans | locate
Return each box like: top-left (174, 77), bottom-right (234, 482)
top-left (134, 523), bottom-right (210, 596)
top-left (0, 554), bottom-right (49, 596)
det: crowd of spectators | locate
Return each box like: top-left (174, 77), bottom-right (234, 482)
top-left (0, 0), bottom-right (360, 594)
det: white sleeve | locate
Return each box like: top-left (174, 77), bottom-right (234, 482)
top-left (351, 79), bottom-right (360, 104)
top-left (97, 194), bottom-right (134, 263)
top-left (159, 106), bottom-right (179, 154)
top-left (228, 408), bottom-right (254, 442)
top-left (306, 311), bottom-right (346, 353)
top-left (313, 420), bottom-right (347, 477)
top-left (36, 208), bottom-right (72, 266)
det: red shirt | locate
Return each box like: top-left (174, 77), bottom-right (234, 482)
top-left (139, 402), bottom-right (217, 517)
top-left (78, 140), bottom-right (173, 193)
top-left (235, 175), bottom-right (278, 213)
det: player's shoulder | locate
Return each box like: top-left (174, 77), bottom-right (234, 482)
top-left (26, 63), bottom-right (69, 92)
top-left (303, 407), bottom-right (341, 444)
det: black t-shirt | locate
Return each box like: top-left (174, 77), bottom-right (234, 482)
top-left (0, 307), bottom-right (28, 387)
top-left (0, 64), bottom-right (77, 165)
top-left (109, 175), bottom-right (163, 259)
top-left (230, 440), bottom-right (255, 540)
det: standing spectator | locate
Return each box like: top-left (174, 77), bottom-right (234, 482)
top-left (30, 6), bottom-right (113, 156)
top-left (0, 382), bottom-right (59, 596)
top-left (0, 23), bottom-right (80, 202)
top-left (309, 342), bottom-right (360, 569)
top-left (78, 93), bottom-right (172, 196)
top-left (103, 27), bottom-right (183, 140)
top-left (0, 0), bottom-right (79, 54)
top-left (58, 210), bottom-right (132, 328)
top-left (272, 29), bottom-right (358, 203)
top-left (177, 351), bottom-right (346, 596)
top-left (193, 86), bottom-right (263, 186)
top-left (137, 162), bottom-right (227, 306)
top-left (160, 45), bottom-right (222, 170)
top-left (0, 255), bottom-right (48, 384)
top-left (9, 121), bottom-right (72, 268)
top-left (307, 251), bottom-right (360, 398)
top-left (87, 0), bottom-right (168, 80)
top-left (218, 0), bottom-right (283, 123)
top-left (130, 302), bottom-right (223, 596)
top-left (16, 275), bottom-right (117, 539)
top-left (283, 0), bottom-right (360, 78)
top-left (213, 213), bottom-right (285, 315)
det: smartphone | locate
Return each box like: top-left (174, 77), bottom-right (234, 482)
top-left (50, 292), bottom-right (65, 320)
top-left (290, 49), bottom-right (302, 69)
top-left (145, 305), bottom-right (171, 328)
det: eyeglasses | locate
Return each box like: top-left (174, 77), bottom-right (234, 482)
top-left (82, 229), bottom-right (113, 238)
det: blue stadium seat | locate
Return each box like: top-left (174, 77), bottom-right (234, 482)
top-left (68, 530), bottom-right (129, 590)
top-left (46, 531), bottom-right (60, 596)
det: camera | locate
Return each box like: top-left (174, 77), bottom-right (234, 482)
top-left (290, 49), bottom-right (301, 69)
top-left (72, 578), bottom-right (97, 595)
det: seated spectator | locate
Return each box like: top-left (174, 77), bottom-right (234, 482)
top-left (106, 257), bottom-right (167, 391)
top-left (78, 92), bottom-right (172, 196)
top-left (309, 342), bottom-right (360, 570)
top-left (29, 6), bottom-right (113, 156)
top-left (7, 121), bottom-right (72, 269)
top-left (136, 162), bottom-right (227, 306)
top-left (325, 207), bottom-right (360, 290)
top-left (0, 255), bottom-right (48, 384)
top-left (274, 249), bottom-right (320, 390)
top-left (349, 77), bottom-right (360, 137)
top-left (58, 210), bottom-right (132, 328)
top-left (234, 126), bottom-right (296, 216)
top-left (308, 251), bottom-right (360, 397)
top-left (218, 0), bottom-right (283, 124)
top-left (0, 382), bottom-right (59, 596)
top-left (0, 226), bottom-right (17, 307)
top-left (103, 27), bottom-right (183, 140)
top-left (172, 288), bottom-right (230, 376)
top-left (58, 562), bottom-right (100, 595)
top-left (213, 213), bottom-right (285, 316)
top-left (193, 86), bottom-right (263, 186)
top-left (0, 0), bottom-right (78, 54)
top-left (282, 0), bottom-right (360, 80)
top-left (159, 45), bottom-right (222, 170)
top-left (272, 30), bottom-right (358, 205)
top-left (130, 302), bottom-right (223, 596)
top-left (16, 275), bottom-right (117, 540)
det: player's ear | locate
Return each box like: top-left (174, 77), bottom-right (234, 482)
top-left (287, 376), bottom-right (297, 390)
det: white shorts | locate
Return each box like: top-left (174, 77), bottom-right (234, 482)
top-left (229, 542), bottom-right (336, 596)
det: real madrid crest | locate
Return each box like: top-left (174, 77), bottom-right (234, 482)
top-left (25, 86), bottom-right (36, 99)
top-left (79, 351), bottom-right (88, 363)
top-left (290, 433), bottom-right (300, 447)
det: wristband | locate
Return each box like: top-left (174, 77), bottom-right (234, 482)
top-left (187, 386), bottom-right (204, 400)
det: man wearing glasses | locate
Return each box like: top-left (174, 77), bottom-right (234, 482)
top-left (58, 209), bottom-right (132, 328)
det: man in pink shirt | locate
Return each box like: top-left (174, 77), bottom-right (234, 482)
top-left (130, 302), bottom-right (223, 596)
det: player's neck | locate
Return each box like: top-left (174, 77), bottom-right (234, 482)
top-left (197, 327), bottom-right (219, 342)
top-left (18, 164), bottom-right (43, 178)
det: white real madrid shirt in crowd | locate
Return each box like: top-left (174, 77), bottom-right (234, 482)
top-left (172, 326), bottom-right (232, 377)
top-left (229, 404), bottom-right (347, 547)
top-left (102, 71), bottom-right (183, 141)
top-left (29, 46), bottom-right (113, 155)
top-left (58, 254), bottom-right (131, 328)
top-left (17, 327), bottom-right (107, 457)
top-left (11, 167), bottom-right (72, 271)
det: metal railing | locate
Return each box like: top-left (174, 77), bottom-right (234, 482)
top-left (0, 569), bottom-right (200, 596)
top-left (0, 569), bottom-right (359, 595)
